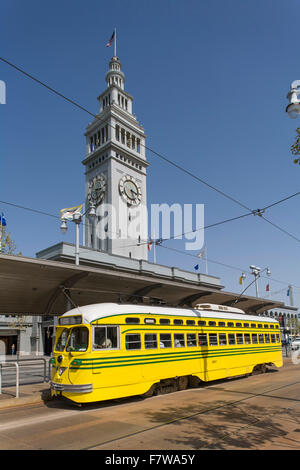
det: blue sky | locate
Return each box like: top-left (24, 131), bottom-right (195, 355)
top-left (1, 0), bottom-right (300, 305)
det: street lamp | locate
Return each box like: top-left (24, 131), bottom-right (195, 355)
top-left (60, 203), bottom-right (96, 265)
top-left (249, 265), bottom-right (271, 298)
top-left (286, 80), bottom-right (300, 119)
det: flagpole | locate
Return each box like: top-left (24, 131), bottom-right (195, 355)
top-left (153, 229), bottom-right (156, 264)
top-left (114, 27), bottom-right (117, 57)
top-left (0, 215), bottom-right (2, 253)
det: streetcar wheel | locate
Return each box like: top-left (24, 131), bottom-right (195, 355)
top-left (141, 384), bottom-right (156, 398)
top-left (252, 364), bottom-right (267, 375)
top-left (188, 375), bottom-right (201, 388)
top-left (177, 376), bottom-right (189, 390)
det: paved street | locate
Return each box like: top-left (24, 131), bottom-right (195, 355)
top-left (0, 358), bottom-right (300, 450)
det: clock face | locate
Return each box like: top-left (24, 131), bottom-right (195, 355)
top-left (119, 175), bottom-right (142, 206)
top-left (88, 173), bottom-right (107, 206)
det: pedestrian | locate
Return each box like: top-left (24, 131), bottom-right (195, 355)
top-left (11, 343), bottom-right (15, 355)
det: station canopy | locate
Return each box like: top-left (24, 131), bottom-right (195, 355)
top-left (0, 252), bottom-right (284, 316)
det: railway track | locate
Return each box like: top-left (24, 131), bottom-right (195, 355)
top-left (82, 374), bottom-right (300, 450)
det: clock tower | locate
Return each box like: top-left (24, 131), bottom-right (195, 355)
top-left (82, 56), bottom-right (149, 260)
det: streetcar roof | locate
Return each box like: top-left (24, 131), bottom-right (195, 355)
top-left (61, 303), bottom-right (279, 325)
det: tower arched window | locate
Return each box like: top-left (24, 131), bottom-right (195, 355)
top-left (115, 125), bottom-right (120, 141)
top-left (121, 128), bottom-right (125, 144)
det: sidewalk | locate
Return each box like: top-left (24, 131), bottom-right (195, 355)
top-left (0, 382), bottom-right (51, 409)
top-left (0, 354), bottom-right (51, 409)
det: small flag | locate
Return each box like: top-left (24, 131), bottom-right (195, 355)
top-left (197, 247), bottom-right (206, 259)
top-left (60, 204), bottom-right (83, 220)
top-left (239, 275), bottom-right (243, 285)
top-left (266, 283), bottom-right (270, 292)
top-left (147, 238), bottom-right (153, 251)
top-left (287, 288), bottom-right (290, 297)
top-left (106, 31), bottom-right (115, 47)
top-left (194, 264), bottom-right (199, 271)
top-left (0, 213), bottom-right (6, 226)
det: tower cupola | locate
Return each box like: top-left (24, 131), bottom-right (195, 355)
top-left (105, 56), bottom-right (125, 90)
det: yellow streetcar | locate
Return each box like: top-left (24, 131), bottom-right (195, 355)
top-left (50, 302), bottom-right (282, 404)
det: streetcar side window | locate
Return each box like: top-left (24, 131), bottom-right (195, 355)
top-left (276, 334), bottom-right (280, 343)
top-left (198, 333), bottom-right (208, 346)
top-left (219, 333), bottom-right (227, 345)
top-left (228, 334), bottom-right (235, 345)
top-left (125, 334), bottom-right (141, 350)
top-left (93, 326), bottom-right (119, 350)
top-left (145, 334), bottom-right (157, 349)
top-left (174, 334), bottom-right (185, 347)
top-left (227, 322), bottom-right (234, 328)
top-left (187, 333), bottom-right (197, 347)
top-left (174, 319), bottom-right (183, 325)
top-left (209, 321), bottom-right (216, 327)
top-left (186, 320), bottom-right (195, 326)
top-left (160, 334), bottom-right (172, 348)
top-left (159, 318), bottom-right (170, 325)
top-left (209, 333), bottom-right (218, 346)
top-left (244, 334), bottom-right (251, 344)
top-left (264, 324), bottom-right (269, 329)
top-left (218, 322), bottom-right (226, 327)
top-left (125, 318), bottom-right (140, 324)
top-left (236, 323), bottom-right (242, 328)
top-left (258, 324), bottom-right (263, 329)
top-left (259, 334), bottom-right (264, 343)
top-left (265, 334), bottom-right (270, 343)
top-left (198, 320), bottom-right (206, 326)
top-left (243, 323), bottom-right (249, 328)
top-left (236, 334), bottom-right (243, 344)
top-left (271, 334), bottom-right (276, 343)
top-left (251, 324), bottom-right (256, 328)
top-left (252, 334), bottom-right (258, 344)
top-left (145, 318), bottom-right (156, 324)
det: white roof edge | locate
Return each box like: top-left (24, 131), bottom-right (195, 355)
top-left (61, 303), bottom-right (279, 324)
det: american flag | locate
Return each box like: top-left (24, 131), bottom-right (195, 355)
top-left (106, 31), bottom-right (115, 47)
top-left (147, 238), bottom-right (153, 251)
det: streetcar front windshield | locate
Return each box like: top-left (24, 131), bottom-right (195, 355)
top-left (55, 328), bottom-right (70, 351)
top-left (66, 327), bottom-right (89, 352)
top-left (55, 327), bottom-right (89, 352)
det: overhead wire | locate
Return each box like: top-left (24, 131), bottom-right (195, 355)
top-left (1, 197), bottom-right (300, 292)
top-left (1, 55), bottom-right (300, 294)
top-left (2, 55), bottom-right (300, 244)
top-left (0, 55), bottom-right (260, 214)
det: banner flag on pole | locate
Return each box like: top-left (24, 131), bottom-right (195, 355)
top-left (194, 264), bottom-right (199, 271)
top-left (287, 288), bottom-right (290, 297)
top-left (147, 238), bottom-right (153, 251)
top-left (0, 213), bottom-right (6, 226)
top-left (197, 247), bottom-right (206, 259)
top-left (60, 205), bottom-right (83, 220)
top-left (266, 283), bottom-right (270, 292)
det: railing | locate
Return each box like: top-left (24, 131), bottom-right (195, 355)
top-left (0, 362), bottom-right (19, 398)
top-left (5, 357), bottom-right (50, 383)
top-left (0, 357), bottom-right (51, 399)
